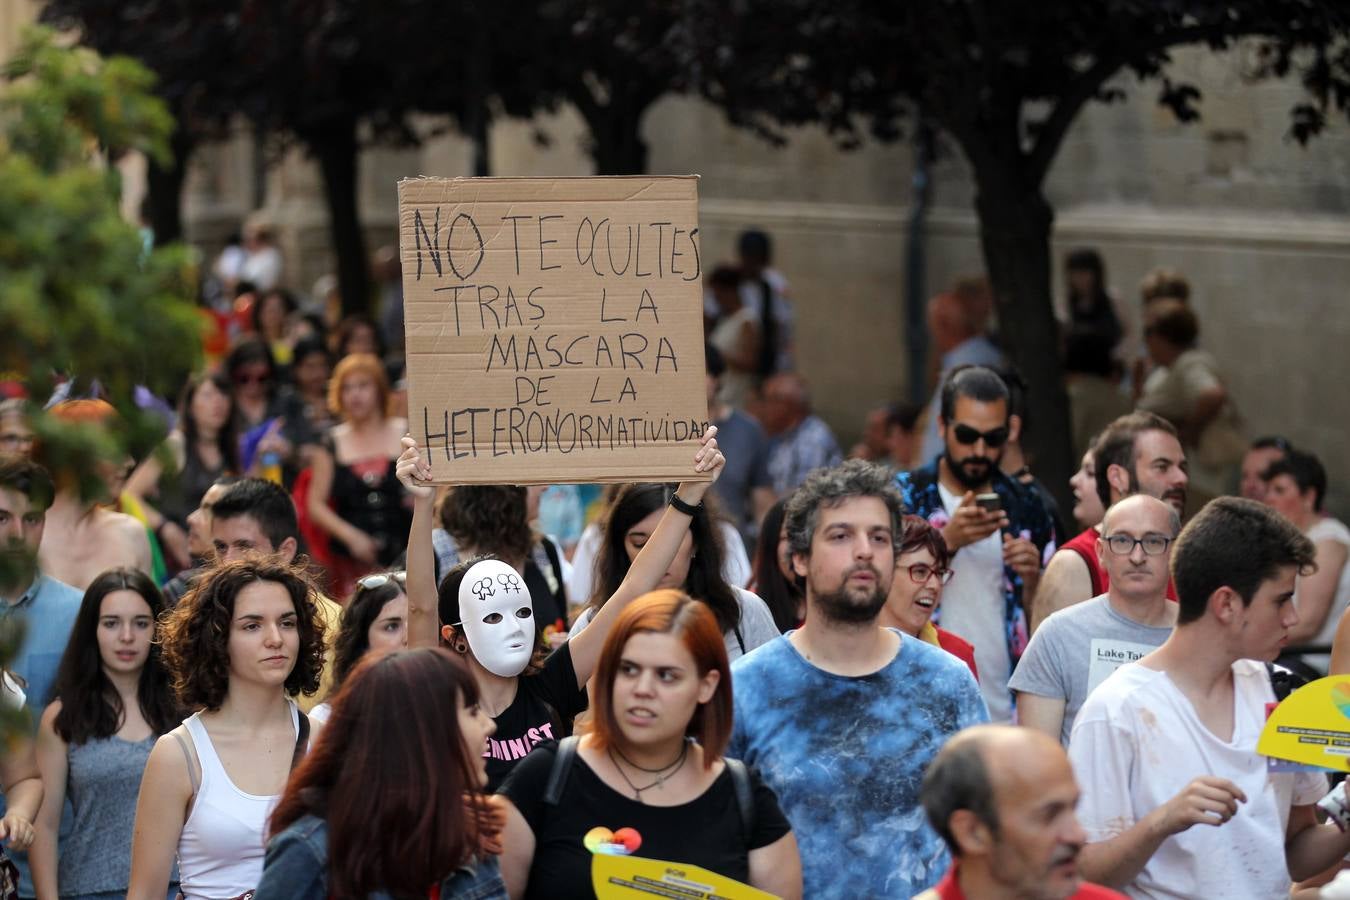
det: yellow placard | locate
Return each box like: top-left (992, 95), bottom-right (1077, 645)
top-left (592, 854), bottom-right (777, 900)
top-left (1257, 675), bottom-right (1350, 771)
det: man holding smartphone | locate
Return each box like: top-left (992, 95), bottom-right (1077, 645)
top-left (896, 365), bottom-right (1054, 722)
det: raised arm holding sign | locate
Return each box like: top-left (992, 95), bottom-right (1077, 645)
top-left (395, 427), bottom-right (724, 790)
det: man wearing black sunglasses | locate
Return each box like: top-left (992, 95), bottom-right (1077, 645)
top-left (896, 366), bottom-right (1054, 723)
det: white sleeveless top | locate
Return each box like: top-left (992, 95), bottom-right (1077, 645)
top-left (177, 702), bottom-right (299, 899)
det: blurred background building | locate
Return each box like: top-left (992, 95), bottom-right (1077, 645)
top-left (2, 0), bottom-right (1347, 515)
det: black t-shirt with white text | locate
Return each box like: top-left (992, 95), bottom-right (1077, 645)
top-left (500, 741), bottom-right (791, 900)
top-left (485, 641), bottom-right (589, 792)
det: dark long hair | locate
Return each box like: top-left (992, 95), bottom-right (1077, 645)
top-left (751, 498), bottom-right (801, 633)
top-left (270, 648), bottom-right (497, 898)
top-left (332, 573), bottom-right (404, 689)
top-left (51, 568), bottom-right (182, 744)
top-left (178, 372), bottom-right (241, 475)
top-left (587, 483), bottom-right (740, 636)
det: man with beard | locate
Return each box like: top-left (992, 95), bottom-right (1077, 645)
top-left (1011, 495), bottom-right (1179, 746)
top-left (917, 725), bottom-right (1126, 900)
top-left (729, 460), bottom-right (987, 899)
top-left (1033, 412), bottom-right (1187, 632)
top-left (0, 455), bottom-right (81, 896)
top-left (896, 366), bottom-right (1053, 722)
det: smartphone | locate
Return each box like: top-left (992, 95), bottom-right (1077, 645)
top-left (975, 492), bottom-right (1002, 514)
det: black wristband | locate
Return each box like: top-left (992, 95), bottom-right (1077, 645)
top-left (668, 493), bottom-right (703, 517)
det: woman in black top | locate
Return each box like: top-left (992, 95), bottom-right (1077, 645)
top-left (397, 427), bottom-right (726, 791)
top-left (498, 591), bottom-right (801, 899)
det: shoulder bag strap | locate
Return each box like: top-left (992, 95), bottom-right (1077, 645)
top-left (723, 757), bottom-right (755, 837)
top-left (543, 736), bottom-right (581, 806)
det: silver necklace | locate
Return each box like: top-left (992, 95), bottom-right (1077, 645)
top-left (608, 742), bottom-right (689, 802)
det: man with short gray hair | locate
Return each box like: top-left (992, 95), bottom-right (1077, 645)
top-left (1011, 494), bottom-right (1179, 745)
top-left (730, 460), bottom-right (987, 898)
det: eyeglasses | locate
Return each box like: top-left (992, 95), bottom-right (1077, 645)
top-left (357, 571), bottom-right (407, 591)
top-left (952, 424), bottom-right (1009, 448)
top-left (232, 371), bottom-right (272, 386)
top-left (1103, 534), bottom-right (1172, 556)
top-left (906, 563), bottom-right (954, 585)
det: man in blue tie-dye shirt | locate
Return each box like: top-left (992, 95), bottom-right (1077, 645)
top-left (729, 460), bottom-right (988, 899)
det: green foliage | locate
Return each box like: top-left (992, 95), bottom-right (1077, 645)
top-left (0, 27), bottom-right (200, 484)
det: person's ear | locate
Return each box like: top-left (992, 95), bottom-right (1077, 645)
top-left (1007, 414), bottom-right (1023, 445)
top-left (949, 809), bottom-right (995, 856)
top-left (792, 551), bottom-right (809, 579)
top-left (278, 536), bottom-right (298, 564)
top-left (697, 669), bottom-right (721, 704)
top-left (442, 624), bottom-right (468, 654)
top-left (1106, 463), bottom-right (1130, 500)
top-left (1209, 586), bottom-right (1241, 625)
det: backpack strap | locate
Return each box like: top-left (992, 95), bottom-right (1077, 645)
top-left (543, 736), bottom-right (581, 806)
top-left (724, 757), bottom-right (755, 837)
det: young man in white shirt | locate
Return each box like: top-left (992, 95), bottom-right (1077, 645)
top-left (1069, 497), bottom-right (1348, 900)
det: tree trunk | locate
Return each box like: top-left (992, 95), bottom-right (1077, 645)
top-left (309, 118), bottom-right (371, 317)
top-left (587, 101), bottom-right (649, 175)
top-left (972, 171), bottom-right (1075, 518)
top-left (144, 127), bottom-right (193, 246)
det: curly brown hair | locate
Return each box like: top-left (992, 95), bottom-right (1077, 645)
top-left (160, 558), bottom-right (327, 711)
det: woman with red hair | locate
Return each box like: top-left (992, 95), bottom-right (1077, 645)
top-left (306, 353), bottom-right (411, 595)
top-left (254, 647), bottom-right (504, 898)
top-left (498, 591), bottom-right (801, 899)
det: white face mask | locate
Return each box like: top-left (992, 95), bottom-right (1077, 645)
top-left (458, 560), bottom-right (535, 677)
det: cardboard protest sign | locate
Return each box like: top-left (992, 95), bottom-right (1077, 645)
top-left (398, 176), bottom-right (709, 485)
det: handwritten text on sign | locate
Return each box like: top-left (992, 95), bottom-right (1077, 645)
top-left (398, 176), bottom-right (709, 485)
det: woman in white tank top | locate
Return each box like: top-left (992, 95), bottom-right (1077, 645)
top-left (127, 557), bottom-right (329, 900)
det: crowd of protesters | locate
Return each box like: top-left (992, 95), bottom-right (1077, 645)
top-left (0, 228), bottom-right (1343, 900)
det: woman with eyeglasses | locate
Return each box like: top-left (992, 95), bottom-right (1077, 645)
top-left (31, 568), bottom-right (184, 900)
top-left (308, 571), bottom-right (408, 725)
top-left (877, 516), bottom-right (978, 678)
top-left (226, 337), bottom-right (296, 481)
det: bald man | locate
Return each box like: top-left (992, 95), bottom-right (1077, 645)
top-left (918, 725), bottom-right (1125, 899)
top-left (1010, 495), bottom-right (1179, 745)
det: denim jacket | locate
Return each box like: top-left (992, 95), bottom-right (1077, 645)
top-left (253, 814), bottom-right (507, 900)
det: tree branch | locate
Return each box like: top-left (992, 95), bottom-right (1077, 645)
top-left (1026, 21), bottom-right (1267, 185)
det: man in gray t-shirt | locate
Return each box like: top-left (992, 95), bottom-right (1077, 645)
top-left (1010, 494), bottom-right (1179, 745)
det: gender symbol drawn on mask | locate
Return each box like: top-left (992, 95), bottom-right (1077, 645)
top-left (497, 573), bottom-right (523, 594)
top-left (470, 576), bottom-right (496, 603)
